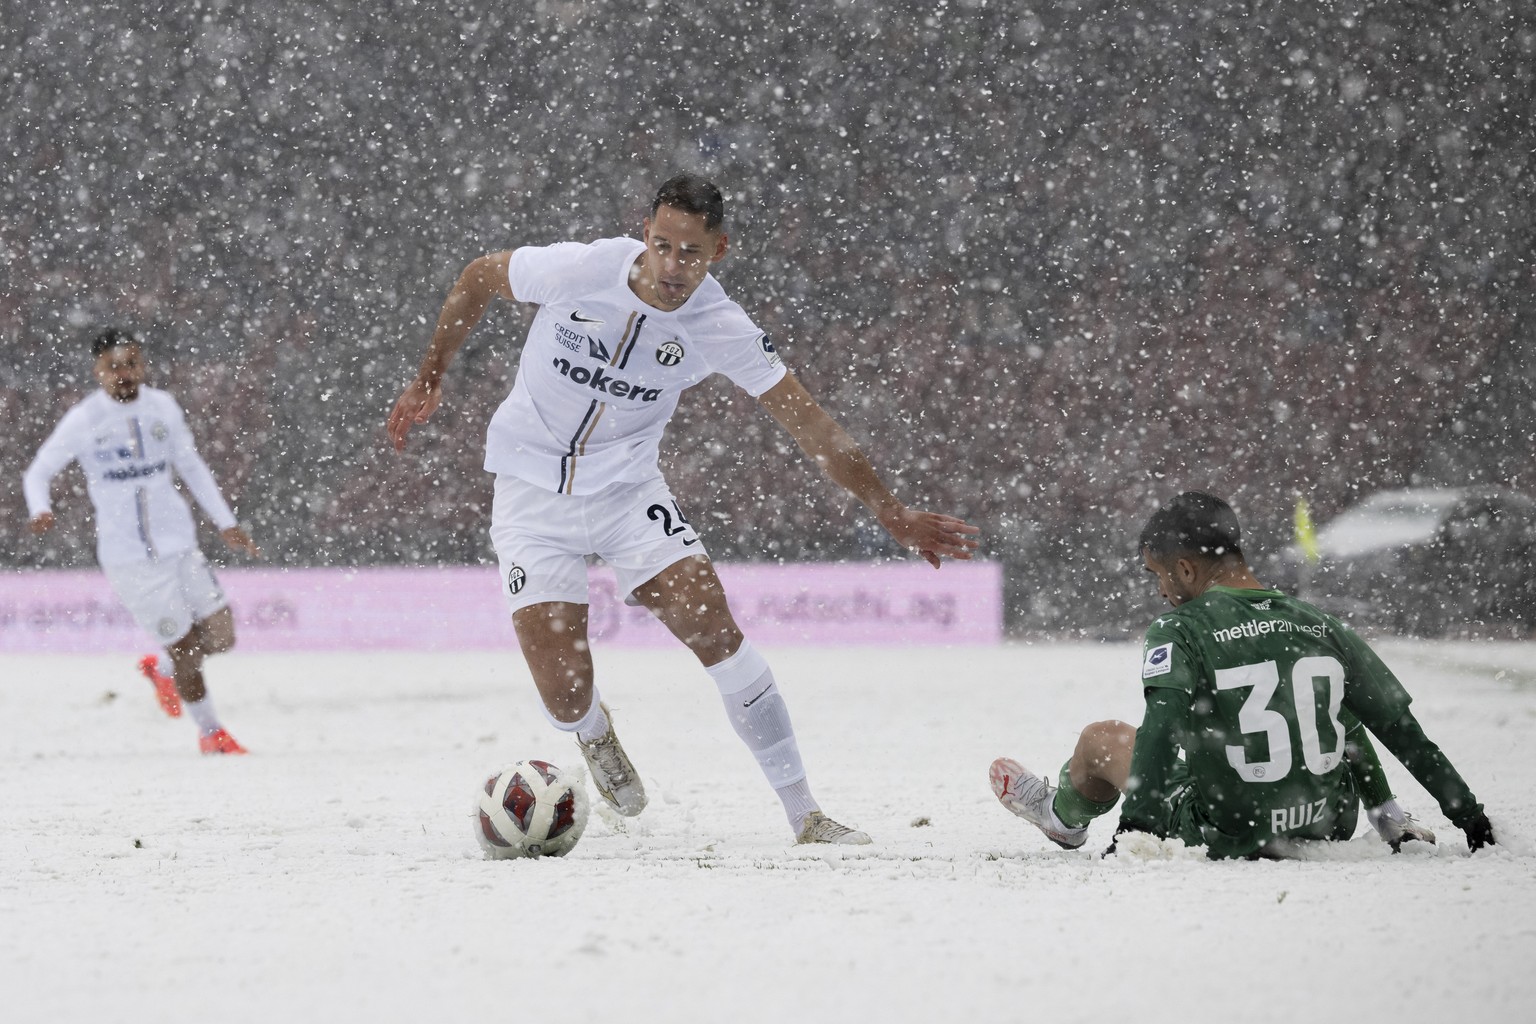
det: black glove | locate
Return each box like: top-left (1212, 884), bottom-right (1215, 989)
top-left (1464, 812), bottom-right (1496, 852)
top-left (1101, 822), bottom-right (1132, 858)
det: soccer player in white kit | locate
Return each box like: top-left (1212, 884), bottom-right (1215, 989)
top-left (24, 329), bottom-right (261, 755)
top-left (388, 174), bottom-right (979, 843)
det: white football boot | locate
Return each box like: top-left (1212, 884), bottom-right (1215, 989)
top-left (577, 704), bottom-right (647, 817)
top-left (989, 757), bottom-right (1088, 850)
top-left (796, 810), bottom-right (872, 845)
top-left (1367, 799), bottom-right (1437, 852)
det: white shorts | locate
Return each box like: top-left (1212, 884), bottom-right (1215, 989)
top-left (490, 474), bottom-right (707, 615)
top-left (103, 549), bottom-right (228, 645)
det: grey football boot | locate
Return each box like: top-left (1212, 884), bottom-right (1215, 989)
top-left (577, 703), bottom-right (647, 817)
top-left (796, 810), bottom-right (872, 845)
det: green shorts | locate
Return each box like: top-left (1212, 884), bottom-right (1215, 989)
top-left (1160, 762), bottom-right (1362, 860)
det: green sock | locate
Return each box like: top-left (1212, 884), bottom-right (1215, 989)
top-left (1052, 761), bottom-right (1120, 829)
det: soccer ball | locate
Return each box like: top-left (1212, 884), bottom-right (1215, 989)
top-left (474, 759), bottom-right (590, 859)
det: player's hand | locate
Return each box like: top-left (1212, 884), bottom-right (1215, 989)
top-left (221, 526), bottom-right (262, 559)
top-left (28, 511), bottom-right (56, 535)
top-left (877, 507), bottom-right (980, 569)
top-left (1464, 812), bottom-right (1496, 852)
top-left (386, 378), bottom-right (444, 452)
top-left (1101, 822), bottom-right (1134, 858)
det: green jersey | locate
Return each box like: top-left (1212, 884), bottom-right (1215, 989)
top-left (1126, 586), bottom-right (1423, 858)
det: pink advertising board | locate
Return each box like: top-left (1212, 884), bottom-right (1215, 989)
top-left (0, 562), bottom-right (1002, 653)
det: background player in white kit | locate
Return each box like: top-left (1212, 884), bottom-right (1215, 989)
top-left (389, 174), bottom-right (980, 843)
top-left (24, 328), bottom-right (261, 755)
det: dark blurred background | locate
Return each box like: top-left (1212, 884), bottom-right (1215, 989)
top-left (4, 0), bottom-right (1532, 636)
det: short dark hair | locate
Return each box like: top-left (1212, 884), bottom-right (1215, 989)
top-left (1139, 491), bottom-right (1244, 562)
top-left (92, 327), bottom-right (141, 358)
top-left (652, 173), bottom-right (725, 231)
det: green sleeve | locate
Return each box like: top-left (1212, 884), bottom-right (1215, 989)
top-left (1334, 619), bottom-right (1414, 723)
top-left (1371, 709), bottom-right (1485, 829)
top-left (1117, 687), bottom-right (1191, 836)
top-left (1343, 711), bottom-right (1396, 809)
top-left (1138, 619), bottom-right (1200, 697)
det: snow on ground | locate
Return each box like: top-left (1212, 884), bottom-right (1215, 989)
top-left (3, 640), bottom-right (1533, 1023)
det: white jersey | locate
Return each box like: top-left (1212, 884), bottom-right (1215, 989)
top-left (487, 236), bottom-right (786, 495)
top-left (22, 386), bottom-right (239, 568)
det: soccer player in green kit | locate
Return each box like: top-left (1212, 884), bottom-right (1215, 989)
top-left (990, 491), bottom-right (1497, 859)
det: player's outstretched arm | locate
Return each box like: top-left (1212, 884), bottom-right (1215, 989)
top-left (756, 372), bottom-right (979, 568)
top-left (1368, 707), bottom-right (1495, 852)
top-left (220, 526), bottom-right (262, 559)
top-left (24, 425), bottom-right (77, 527)
top-left (388, 251), bottom-right (515, 451)
top-left (1463, 812), bottom-right (1496, 851)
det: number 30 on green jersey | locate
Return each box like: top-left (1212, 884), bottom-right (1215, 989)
top-left (1214, 656), bottom-right (1346, 783)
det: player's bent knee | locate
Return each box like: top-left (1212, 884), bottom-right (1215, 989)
top-left (1076, 720), bottom-right (1136, 755)
top-left (683, 622), bottom-right (745, 666)
top-left (193, 610), bottom-right (237, 657)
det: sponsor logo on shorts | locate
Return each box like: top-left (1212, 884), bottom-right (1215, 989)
top-left (507, 565), bottom-right (527, 595)
top-left (646, 501), bottom-right (697, 546)
top-left (157, 617), bottom-right (180, 639)
top-left (1142, 642), bottom-right (1173, 678)
top-left (655, 340), bottom-right (685, 367)
top-left (151, 421), bottom-right (169, 442)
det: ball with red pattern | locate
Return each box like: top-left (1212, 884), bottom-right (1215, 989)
top-left (474, 759), bottom-right (590, 859)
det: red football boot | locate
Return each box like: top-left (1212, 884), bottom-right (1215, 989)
top-left (137, 655), bottom-right (182, 718)
top-left (198, 728), bottom-right (248, 755)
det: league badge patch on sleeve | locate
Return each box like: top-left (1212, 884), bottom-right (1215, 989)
top-left (758, 333), bottom-right (782, 368)
top-left (1142, 642), bottom-right (1174, 679)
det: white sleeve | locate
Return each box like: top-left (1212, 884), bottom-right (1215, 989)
top-left (22, 413), bottom-right (83, 517)
top-left (700, 302), bottom-right (787, 398)
top-left (166, 403), bottom-right (239, 531)
top-left (508, 238), bottom-right (630, 307)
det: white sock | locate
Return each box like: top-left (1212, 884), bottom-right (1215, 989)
top-left (778, 779), bottom-right (820, 833)
top-left (1367, 797), bottom-right (1406, 837)
top-left (185, 695), bottom-right (221, 737)
top-left (543, 693), bottom-right (610, 744)
top-left (706, 641), bottom-right (812, 826)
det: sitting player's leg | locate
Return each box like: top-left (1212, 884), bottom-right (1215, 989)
top-left (634, 555), bottom-right (869, 844)
top-left (513, 600), bottom-right (646, 816)
top-left (1344, 726), bottom-right (1436, 850)
top-left (991, 720), bottom-right (1133, 849)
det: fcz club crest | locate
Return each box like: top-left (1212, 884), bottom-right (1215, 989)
top-left (655, 340), bottom-right (685, 366)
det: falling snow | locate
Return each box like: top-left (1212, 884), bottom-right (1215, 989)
top-left (3, 1), bottom-right (1531, 634)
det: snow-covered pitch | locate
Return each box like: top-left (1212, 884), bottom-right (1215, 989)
top-left (4, 641), bottom-right (1532, 1022)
